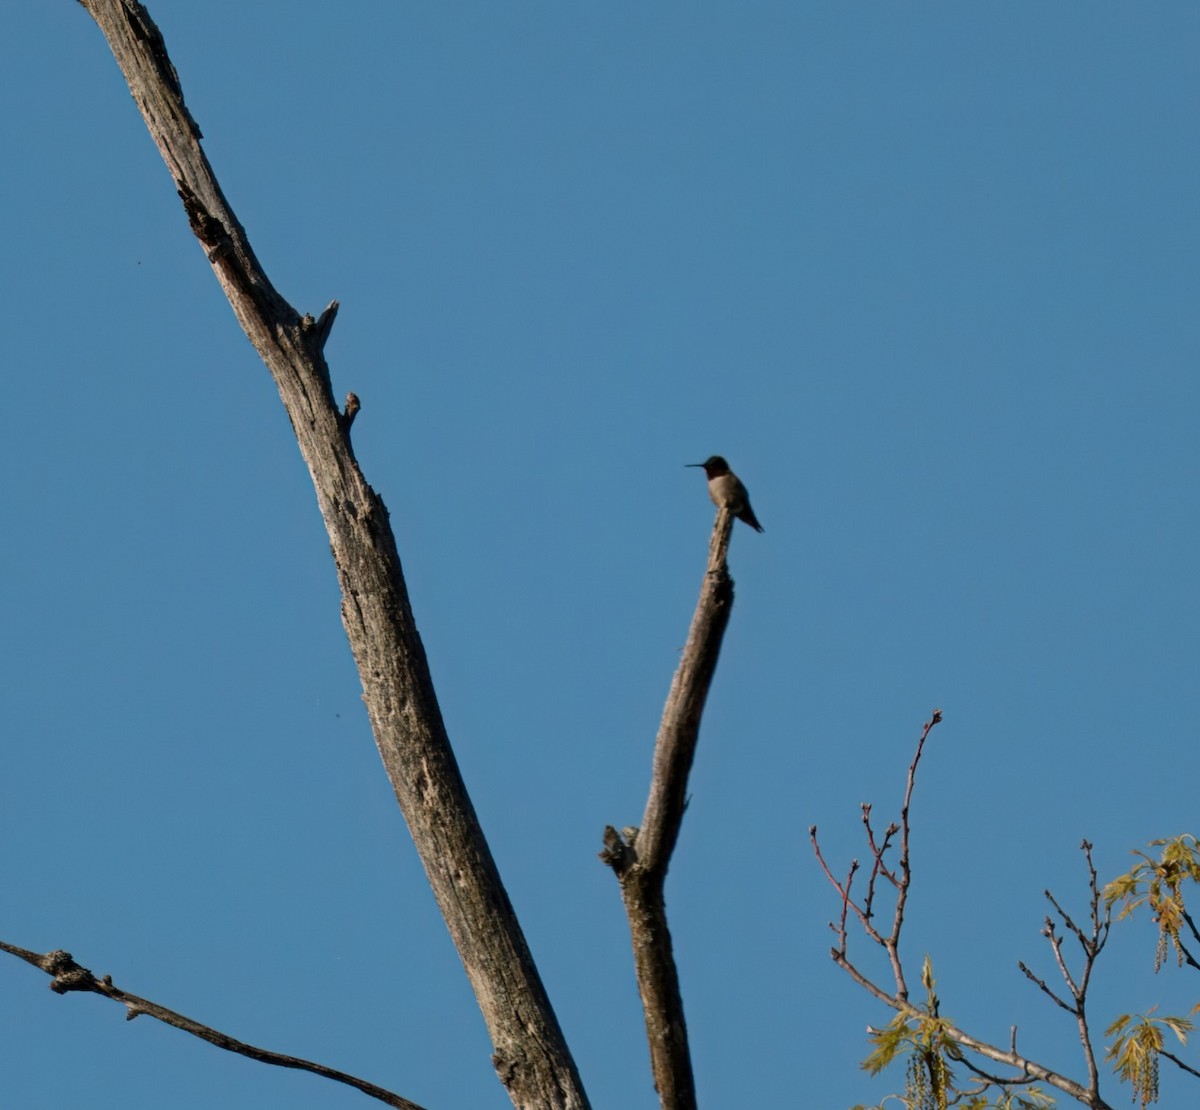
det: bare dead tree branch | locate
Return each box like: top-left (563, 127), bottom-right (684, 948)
top-left (599, 508), bottom-right (737, 1110)
top-left (70, 3), bottom-right (588, 1106)
top-left (0, 940), bottom-right (425, 1110)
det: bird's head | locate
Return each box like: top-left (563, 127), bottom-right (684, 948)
top-left (686, 455), bottom-right (730, 478)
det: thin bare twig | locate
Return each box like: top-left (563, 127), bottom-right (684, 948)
top-left (1044, 917), bottom-right (1082, 1004)
top-left (1017, 956), bottom-right (1074, 1015)
top-left (809, 829), bottom-right (861, 956)
top-left (862, 806), bottom-right (900, 891)
top-left (1047, 891), bottom-right (1087, 953)
top-left (1160, 1048), bottom-right (1200, 1080)
top-left (1177, 940), bottom-right (1200, 970)
top-left (1175, 907), bottom-right (1200, 969)
top-left (956, 1053), bottom-right (1045, 1089)
top-left (887, 712), bottom-right (939, 993)
top-left (1020, 841), bottom-right (1111, 1096)
top-left (1183, 908), bottom-right (1200, 947)
top-left (0, 940), bottom-right (425, 1110)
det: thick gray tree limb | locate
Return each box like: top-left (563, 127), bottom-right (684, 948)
top-left (69, 2), bottom-right (589, 1107)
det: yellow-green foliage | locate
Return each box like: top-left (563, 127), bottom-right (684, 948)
top-left (854, 958), bottom-right (1054, 1110)
top-left (1103, 835), bottom-right (1200, 972)
top-left (1105, 1009), bottom-right (1195, 1109)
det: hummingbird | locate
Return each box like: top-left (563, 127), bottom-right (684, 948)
top-left (687, 455), bottom-right (764, 532)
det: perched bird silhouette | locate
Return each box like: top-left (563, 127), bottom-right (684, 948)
top-left (687, 455), bottom-right (764, 532)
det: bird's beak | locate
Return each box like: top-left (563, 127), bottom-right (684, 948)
top-left (685, 463), bottom-right (704, 468)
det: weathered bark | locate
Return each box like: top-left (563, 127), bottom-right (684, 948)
top-left (601, 509), bottom-right (736, 1109)
top-left (75, 3), bottom-right (588, 1107)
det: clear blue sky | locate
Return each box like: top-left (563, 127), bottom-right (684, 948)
top-left (3, 4), bottom-right (1198, 1108)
